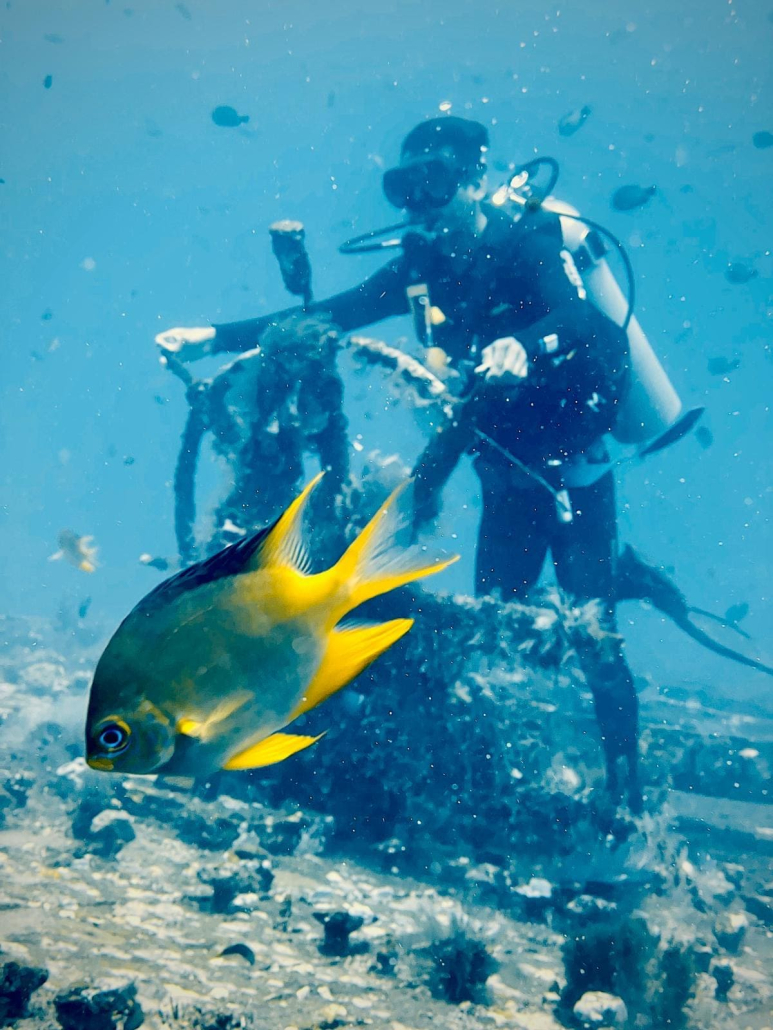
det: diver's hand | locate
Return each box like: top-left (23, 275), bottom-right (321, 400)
top-left (155, 326), bottom-right (216, 362)
top-left (475, 336), bottom-right (529, 386)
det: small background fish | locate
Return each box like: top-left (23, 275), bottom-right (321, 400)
top-left (558, 105), bottom-right (591, 137)
top-left (49, 530), bottom-right (98, 573)
top-left (611, 184), bottom-right (657, 211)
top-left (725, 262), bottom-right (758, 285)
top-left (211, 105), bottom-right (249, 128)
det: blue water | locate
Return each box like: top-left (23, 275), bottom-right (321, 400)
top-left (1, 0), bottom-right (771, 708)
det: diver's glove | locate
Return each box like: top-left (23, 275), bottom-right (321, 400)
top-left (475, 336), bottom-right (529, 386)
top-left (154, 325), bottom-right (216, 362)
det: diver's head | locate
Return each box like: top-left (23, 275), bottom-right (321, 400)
top-left (383, 117), bottom-right (489, 225)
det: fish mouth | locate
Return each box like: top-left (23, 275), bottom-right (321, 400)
top-left (86, 756), bottom-right (114, 772)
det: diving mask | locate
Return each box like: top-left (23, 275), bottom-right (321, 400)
top-left (382, 155), bottom-right (462, 213)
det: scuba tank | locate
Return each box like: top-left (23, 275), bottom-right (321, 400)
top-left (502, 189), bottom-right (683, 444)
top-left (554, 201), bottom-right (682, 443)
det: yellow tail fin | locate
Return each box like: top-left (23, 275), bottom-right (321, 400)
top-left (291, 618), bottom-right (414, 720)
top-left (324, 480), bottom-right (458, 626)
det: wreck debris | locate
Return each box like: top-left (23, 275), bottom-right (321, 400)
top-left (313, 910), bottom-right (368, 956)
top-left (0, 961), bottom-right (48, 1026)
top-left (162, 316), bottom-right (351, 563)
top-left (53, 980), bottom-right (144, 1030)
top-left (425, 925), bottom-right (497, 1005)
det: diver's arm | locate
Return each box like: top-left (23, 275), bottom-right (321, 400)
top-left (210, 260), bottom-right (409, 354)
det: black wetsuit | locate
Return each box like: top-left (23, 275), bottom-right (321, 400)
top-left (213, 203), bottom-right (641, 806)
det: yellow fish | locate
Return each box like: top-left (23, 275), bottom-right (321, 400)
top-left (85, 475), bottom-right (456, 776)
top-left (49, 529), bottom-right (98, 573)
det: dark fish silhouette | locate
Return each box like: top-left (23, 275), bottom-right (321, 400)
top-left (725, 602), bottom-right (749, 625)
top-left (558, 105), bottom-right (591, 137)
top-left (78, 597), bottom-right (92, 620)
top-left (611, 184), bottom-right (656, 211)
top-left (707, 356), bottom-right (740, 376)
top-left (211, 105), bottom-right (249, 128)
top-left (752, 131), bottom-right (773, 149)
top-left (695, 426), bottom-right (713, 449)
top-left (139, 554), bottom-right (174, 572)
top-left (175, 2), bottom-right (192, 19)
top-left (219, 943), bottom-right (255, 965)
top-left (725, 262), bottom-right (758, 284)
top-left (43, 75), bottom-right (53, 89)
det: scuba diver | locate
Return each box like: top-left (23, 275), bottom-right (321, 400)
top-left (157, 116), bottom-right (687, 812)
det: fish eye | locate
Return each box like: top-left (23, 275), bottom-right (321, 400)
top-left (96, 720), bottom-right (131, 754)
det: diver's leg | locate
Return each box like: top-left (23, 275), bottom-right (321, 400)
top-left (552, 473), bottom-right (642, 812)
top-left (474, 462), bottom-right (550, 599)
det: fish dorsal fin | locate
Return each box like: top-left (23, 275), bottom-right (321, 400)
top-left (135, 475), bottom-right (324, 614)
top-left (253, 472), bottom-right (323, 574)
top-left (290, 619), bottom-right (414, 721)
top-left (136, 522), bottom-right (277, 612)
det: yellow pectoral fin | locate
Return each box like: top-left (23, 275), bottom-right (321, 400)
top-left (223, 732), bottom-right (324, 771)
top-left (176, 692), bottom-right (252, 742)
top-left (291, 618), bottom-right (414, 720)
top-left (177, 717), bottom-right (200, 737)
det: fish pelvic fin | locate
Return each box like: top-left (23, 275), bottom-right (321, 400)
top-left (254, 472), bottom-right (325, 575)
top-left (223, 731), bottom-right (324, 771)
top-left (323, 480), bottom-right (458, 625)
top-left (291, 618), bottom-right (414, 720)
